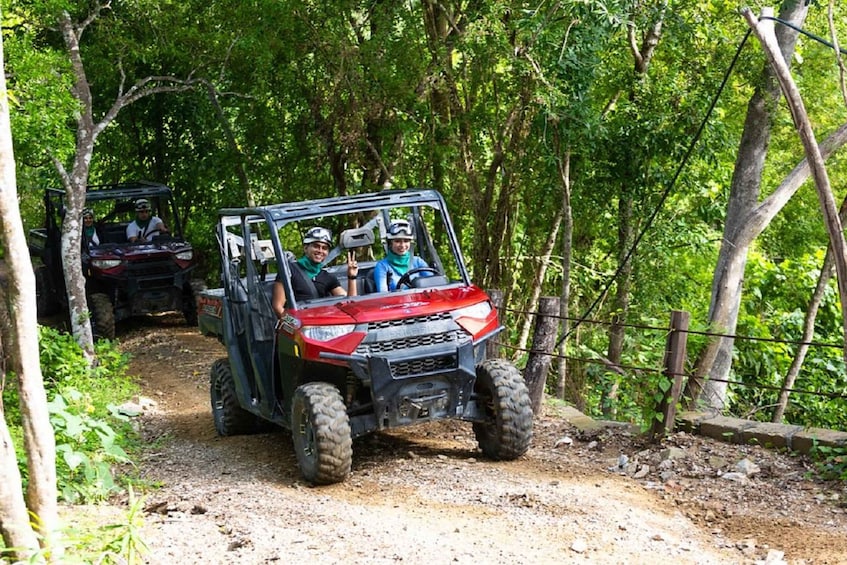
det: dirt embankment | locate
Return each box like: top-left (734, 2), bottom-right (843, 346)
top-left (77, 316), bottom-right (847, 565)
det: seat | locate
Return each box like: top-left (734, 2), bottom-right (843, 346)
top-left (100, 223), bottom-right (128, 244)
top-left (358, 269), bottom-right (376, 295)
top-left (340, 227), bottom-right (375, 249)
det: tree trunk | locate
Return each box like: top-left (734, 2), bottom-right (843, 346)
top-left (0, 285), bottom-right (39, 562)
top-left (745, 9), bottom-right (847, 368)
top-left (774, 191), bottom-right (847, 423)
top-left (0, 25), bottom-right (59, 555)
top-left (603, 195), bottom-right (633, 417)
top-left (686, 0), bottom-right (810, 409)
top-left (514, 204), bottom-right (564, 357)
top-left (57, 11), bottom-right (100, 356)
top-left (598, 5), bottom-right (666, 415)
top-left (203, 82), bottom-right (255, 207)
top-left (555, 150), bottom-right (573, 400)
top-left (55, 10), bottom-right (197, 355)
top-left (524, 297), bottom-right (560, 416)
top-left (774, 248), bottom-right (834, 423)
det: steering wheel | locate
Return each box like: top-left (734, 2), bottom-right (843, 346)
top-left (395, 267), bottom-right (440, 290)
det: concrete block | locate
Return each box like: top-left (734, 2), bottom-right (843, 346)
top-left (675, 411), bottom-right (713, 434)
top-left (698, 415), bottom-right (756, 444)
top-left (740, 422), bottom-right (803, 449)
top-left (791, 428), bottom-right (847, 454)
top-left (555, 405), bottom-right (607, 432)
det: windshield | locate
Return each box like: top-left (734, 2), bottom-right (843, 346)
top-left (219, 196), bottom-right (470, 311)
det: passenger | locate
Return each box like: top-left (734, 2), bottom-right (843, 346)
top-left (82, 208), bottom-right (100, 247)
top-left (272, 226), bottom-right (358, 317)
top-left (126, 198), bottom-right (168, 242)
top-left (373, 220), bottom-right (430, 292)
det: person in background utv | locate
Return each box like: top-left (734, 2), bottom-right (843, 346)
top-left (272, 226), bottom-right (358, 317)
top-left (373, 220), bottom-right (430, 292)
top-left (82, 208), bottom-right (100, 247)
top-left (126, 198), bottom-right (168, 242)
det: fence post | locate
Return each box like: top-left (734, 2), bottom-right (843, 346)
top-left (650, 310), bottom-right (690, 442)
top-left (486, 289), bottom-right (504, 359)
top-left (524, 296), bottom-right (560, 417)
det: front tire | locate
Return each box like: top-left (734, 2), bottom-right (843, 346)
top-left (291, 382), bottom-right (352, 485)
top-left (183, 279), bottom-right (206, 326)
top-left (89, 293), bottom-right (115, 340)
top-left (210, 358), bottom-right (259, 435)
top-left (472, 359), bottom-right (534, 460)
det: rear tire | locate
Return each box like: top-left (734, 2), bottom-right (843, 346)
top-left (183, 279), bottom-right (206, 327)
top-left (472, 359), bottom-right (534, 460)
top-left (291, 382), bottom-right (352, 485)
top-left (89, 293), bottom-right (115, 340)
top-left (210, 358), bottom-right (260, 436)
top-left (35, 266), bottom-right (59, 316)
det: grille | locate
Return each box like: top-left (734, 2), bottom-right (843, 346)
top-left (357, 312), bottom-right (465, 378)
top-left (126, 257), bottom-right (177, 278)
top-left (356, 329), bottom-right (462, 355)
top-left (367, 312), bottom-right (452, 330)
top-left (391, 355), bottom-right (456, 378)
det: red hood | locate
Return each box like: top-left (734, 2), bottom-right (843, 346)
top-left (89, 240), bottom-right (193, 260)
top-left (294, 285), bottom-right (491, 325)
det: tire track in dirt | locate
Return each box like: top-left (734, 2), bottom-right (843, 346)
top-left (104, 317), bottom-right (846, 564)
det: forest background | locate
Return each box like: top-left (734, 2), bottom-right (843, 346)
top-left (5, 0), bottom-right (847, 430)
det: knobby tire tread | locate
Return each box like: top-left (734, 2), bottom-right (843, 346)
top-left (292, 382), bottom-right (352, 485)
top-left (473, 358), bottom-right (534, 460)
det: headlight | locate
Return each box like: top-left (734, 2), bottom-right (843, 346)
top-left (301, 324), bottom-right (355, 342)
top-left (175, 250), bottom-right (194, 261)
top-left (452, 301), bottom-right (492, 319)
top-left (91, 258), bottom-right (121, 270)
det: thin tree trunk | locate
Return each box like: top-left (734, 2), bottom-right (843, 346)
top-left (747, 6), bottom-right (847, 360)
top-left (514, 205), bottom-right (564, 356)
top-left (0, 24), bottom-right (59, 555)
top-left (203, 81), bottom-right (255, 207)
top-left (686, 0), bottom-right (810, 409)
top-left (604, 195), bottom-right (633, 417)
top-left (55, 9), bottom-right (197, 357)
top-left (598, 4), bottom-right (666, 415)
top-left (0, 285), bottom-right (39, 561)
top-left (555, 148), bottom-right (573, 400)
top-left (774, 249), bottom-right (834, 423)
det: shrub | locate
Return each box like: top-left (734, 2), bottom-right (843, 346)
top-left (3, 326), bottom-right (140, 503)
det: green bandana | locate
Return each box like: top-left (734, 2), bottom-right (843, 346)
top-left (84, 226), bottom-right (96, 239)
top-left (297, 255), bottom-right (322, 278)
top-left (387, 250), bottom-right (411, 275)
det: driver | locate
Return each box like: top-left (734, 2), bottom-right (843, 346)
top-left (272, 226), bottom-right (358, 317)
top-left (126, 198), bottom-right (168, 242)
top-left (373, 220), bottom-right (430, 292)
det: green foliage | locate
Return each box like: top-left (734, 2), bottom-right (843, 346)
top-left (48, 390), bottom-right (132, 503)
top-left (0, 486), bottom-right (149, 564)
top-left (810, 442), bottom-right (847, 481)
top-left (729, 251), bottom-right (847, 427)
top-left (89, 485), bottom-right (149, 564)
top-left (6, 0), bottom-right (847, 430)
top-left (3, 326), bottom-right (139, 504)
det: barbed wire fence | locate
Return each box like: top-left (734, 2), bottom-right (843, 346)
top-left (488, 298), bottom-right (847, 439)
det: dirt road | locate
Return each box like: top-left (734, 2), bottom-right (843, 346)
top-left (104, 316), bottom-right (847, 564)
